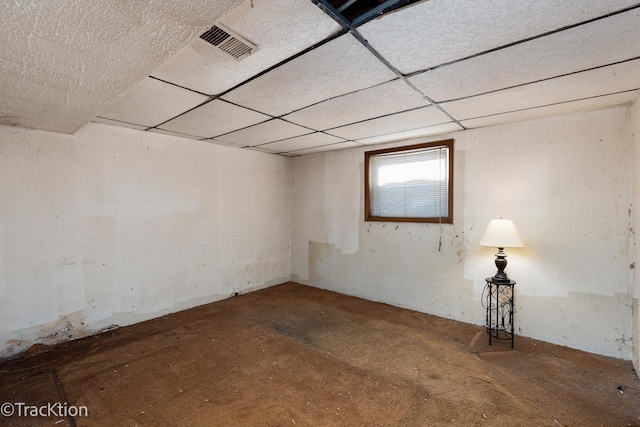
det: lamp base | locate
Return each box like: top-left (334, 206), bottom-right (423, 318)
top-left (490, 272), bottom-right (511, 283)
top-left (491, 248), bottom-right (511, 283)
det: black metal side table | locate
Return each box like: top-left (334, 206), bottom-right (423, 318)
top-left (485, 278), bottom-right (516, 348)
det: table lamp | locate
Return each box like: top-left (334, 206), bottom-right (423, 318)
top-left (479, 219), bottom-right (524, 283)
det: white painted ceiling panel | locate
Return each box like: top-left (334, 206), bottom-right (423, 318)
top-left (356, 123), bottom-right (463, 146)
top-left (152, 0), bottom-right (341, 95)
top-left (289, 141), bottom-right (363, 155)
top-left (359, 0), bottom-right (638, 74)
top-left (258, 132), bottom-right (346, 152)
top-left (0, 0), bottom-right (242, 133)
top-left (441, 59), bottom-right (640, 120)
top-left (283, 79), bottom-right (428, 130)
top-left (159, 99), bottom-right (270, 138)
top-left (460, 91), bottom-right (639, 129)
top-left (327, 107), bottom-right (452, 140)
top-left (221, 33), bottom-right (397, 116)
top-left (4, 0), bottom-right (639, 156)
top-left (99, 78), bottom-right (209, 127)
top-left (216, 119), bottom-right (312, 146)
top-left (410, 9), bottom-right (640, 102)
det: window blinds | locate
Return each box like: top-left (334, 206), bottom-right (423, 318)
top-left (369, 146), bottom-right (449, 219)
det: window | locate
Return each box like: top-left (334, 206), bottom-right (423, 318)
top-left (365, 139), bottom-right (453, 223)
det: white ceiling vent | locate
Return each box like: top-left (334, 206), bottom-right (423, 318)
top-left (199, 23), bottom-right (257, 61)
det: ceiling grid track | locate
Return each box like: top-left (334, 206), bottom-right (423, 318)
top-left (144, 98), bottom-right (216, 132)
top-left (348, 29), bottom-right (466, 130)
top-left (148, 76), bottom-right (213, 97)
top-left (216, 29), bottom-right (349, 99)
top-left (310, 0), bottom-right (466, 130)
top-left (440, 55), bottom-right (640, 104)
top-left (85, 0), bottom-right (640, 154)
top-left (465, 89), bottom-right (640, 122)
top-left (403, 2), bottom-right (640, 78)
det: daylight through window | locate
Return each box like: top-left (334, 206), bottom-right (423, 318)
top-left (365, 140), bottom-right (453, 223)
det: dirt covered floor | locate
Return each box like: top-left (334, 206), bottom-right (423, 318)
top-left (0, 282), bottom-right (638, 426)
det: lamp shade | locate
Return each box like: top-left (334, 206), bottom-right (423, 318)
top-left (479, 219), bottom-right (524, 248)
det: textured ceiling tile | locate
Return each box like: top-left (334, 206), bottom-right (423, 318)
top-left (99, 78), bottom-right (209, 127)
top-left (283, 80), bottom-right (428, 130)
top-left (258, 132), bottom-right (346, 152)
top-left (0, 0), bottom-right (243, 133)
top-left (216, 119), bottom-right (312, 146)
top-left (290, 141), bottom-right (363, 155)
top-left (152, 0), bottom-right (341, 95)
top-left (221, 34), bottom-right (397, 116)
top-left (159, 99), bottom-right (270, 138)
top-left (327, 107), bottom-right (451, 140)
top-left (410, 9), bottom-right (640, 102)
top-left (359, 0), bottom-right (638, 74)
top-left (356, 123), bottom-right (463, 146)
top-left (148, 128), bottom-right (204, 140)
top-left (0, 77), bottom-right (104, 132)
top-left (441, 59), bottom-right (640, 120)
top-left (91, 117), bottom-right (148, 131)
top-left (460, 92), bottom-right (639, 129)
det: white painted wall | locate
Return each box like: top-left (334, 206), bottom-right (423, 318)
top-left (2, 105), bottom-right (636, 361)
top-left (291, 106), bottom-right (634, 359)
top-left (631, 97), bottom-right (640, 371)
top-left (0, 123), bottom-right (290, 359)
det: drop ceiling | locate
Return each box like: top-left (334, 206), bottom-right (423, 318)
top-left (2, 0), bottom-right (639, 157)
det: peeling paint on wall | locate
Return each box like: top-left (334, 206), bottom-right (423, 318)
top-left (631, 96), bottom-right (640, 371)
top-left (292, 106), bottom-right (634, 359)
top-left (0, 122), bottom-right (290, 359)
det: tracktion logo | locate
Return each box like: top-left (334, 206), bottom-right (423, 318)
top-left (1, 402), bottom-right (88, 418)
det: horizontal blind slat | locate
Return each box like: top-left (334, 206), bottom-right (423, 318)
top-left (370, 146), bottom-right (449, 218)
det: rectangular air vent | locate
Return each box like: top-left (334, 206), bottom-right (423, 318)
top-left (199, 24), bottom-right (257, 61)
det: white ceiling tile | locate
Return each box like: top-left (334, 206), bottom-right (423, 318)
top-left (460, 92), bottom-right (639, 129)
top-left (410, 9), bottom-right (640, 102)
top-left (148, 128), bottom-right (204, 140)
top-left (283, 79), bottom-right (428, 130)
top-left (99, 78), bottom-right (209, 127)
top-left (290, 141), bottom-right (364, 155)
top-left (359, 0), bottom-right (638, 74)
top-left (92, 117), bottom-right (148, 131)
top-left (327, 107), bottom-right (452, 140)
top-left (159, 99), bottom-right (270, 138)
top-left (151, 0), bottom-right (341, 95)
top-left (441, 59), bottom-right (640, 120)
top-left (258, 132), bottom-right (346, 152)
top-left (356, 123), bottom-right (463, 146)
top-left (221, 33), bottom-right (397, 116)
top-left (216, 119), bottom-right (312, 146)
top-left (0, 0), bottom-right (242, 133)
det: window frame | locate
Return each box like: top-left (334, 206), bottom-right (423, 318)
top-left (364, 139), bottom-right (454, 224)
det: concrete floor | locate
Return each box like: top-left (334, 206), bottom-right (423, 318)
top-left (0, 282), bottom-right (638, 426)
